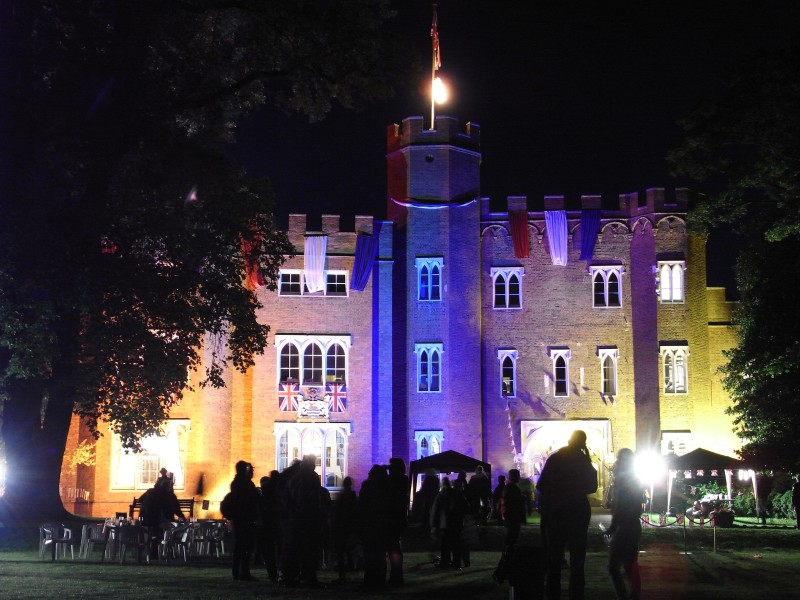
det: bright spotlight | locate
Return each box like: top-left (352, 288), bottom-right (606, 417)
top-left (432, 77), bottom-right (448, 104)
top-left (634, 450), bottom-right (665, 485)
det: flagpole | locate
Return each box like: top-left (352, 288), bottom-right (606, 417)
top-left (430, 4), bottom-right (438, 130)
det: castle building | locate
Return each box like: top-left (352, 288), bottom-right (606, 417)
top-left (60, 115), bottom-right (739, 516)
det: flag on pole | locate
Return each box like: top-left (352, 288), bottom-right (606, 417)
top-left (431, 5), bottom-right (441, 70)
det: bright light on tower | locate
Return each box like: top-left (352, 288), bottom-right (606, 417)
top-left (432, 76), bottom-right (448, 104)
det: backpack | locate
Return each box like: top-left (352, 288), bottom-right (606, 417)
top-left (220, 492), bottom-right (237, 519)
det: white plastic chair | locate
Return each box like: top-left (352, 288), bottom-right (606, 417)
top-left (39, 523), bottom-right (74, 561)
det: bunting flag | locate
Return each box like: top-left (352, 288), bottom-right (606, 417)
top-left (579, 209), bottom-right (602, 261)
top-left (326, 382), bottom-right (348, 412)
top-left (277, 382), bottom-right (300, 412)
top-left (431, 5), bottom-right (441, 70)
top-left (544, 210), bottom-right (568, 266)
top-left (509, 210), bottom-right (530, 258)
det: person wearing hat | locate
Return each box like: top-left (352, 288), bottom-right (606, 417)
top-left (536, 430), bottom-right (598, 600)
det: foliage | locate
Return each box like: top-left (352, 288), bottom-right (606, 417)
top-left (668, 43), bottom-right (800, 470)
top-left (770, 490), bottom-right (795, 520)
top-left (0, 0), bottom-right (401, 520)
top-left (732, 490), bottom-right (757, 517)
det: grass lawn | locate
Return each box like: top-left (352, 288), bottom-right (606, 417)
top-left (2, 518), bottom-right (800, 599)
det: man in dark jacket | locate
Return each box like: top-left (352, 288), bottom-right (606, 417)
top-left (387, 458), bottom-right (409, 586)
top-left (229, 460), bottom-right (259, 581)
top-left (537, 430), bottom-right (598, 600)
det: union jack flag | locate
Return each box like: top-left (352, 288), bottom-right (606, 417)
top-left (277, 381), bottom-right (300, 412)
top-left (326, 383), bottom-right (347, 412)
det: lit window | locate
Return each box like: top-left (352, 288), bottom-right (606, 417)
top-left (275, 423), bottom-right (351, 488)
top-left (491, 267), bottom-right (524, 309)
top-left (549, 348), bottom-right (571, 397)
top-left (416, 343), bottom-right (443, 392)
top-left (416, 258), bottom-right (443, 301)
top-left (590, 266), bottom-right (624, 307)
top-left (658, 261), bottom-right (685, 303)
top-left (275, 335), bottom-right (352, 388)
top-left (497, 349), bottom-right (518, 397)
top-left (598, 347), bottom-right (618, 395)
top-left (661, 345), bottom-right (689, 394)
top-left (110, 420), bottom-right (190, 491)
top-left (414, 430), bottom-right (444, 459)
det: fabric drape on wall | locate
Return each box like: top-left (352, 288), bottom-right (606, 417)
top-left (509, 210), bottom-right (530, 258)
top-left (304, 235), bottom-right (328, 292)
top-left (350, 233), bottom-right (378, 291)
top-left (579, 209), bottom-right (602, 261)
top-left (544, 210), bottom-right (568, 266)
top-left (240, 234), bottom-right (265, 290)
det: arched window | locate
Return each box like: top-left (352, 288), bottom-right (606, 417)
top-left (326, 343), bottom-right (346, 384)
top-left (430, 264), bottom-right (441, 300)
top-left (498, 349), bottom-right (518, 397)
top-left (303, 343), bottom-right (323, 384)
top-left (416, 344), bottom-right (443, 392)
top-left (658, 261), bottom-right (685, 303)
top-left (280, 343), bottom-right (300, 382)
top-left (491, 267), bottom-right (524, 309)
top-left (599, 348), bottom-right (619, 395)
top-left (590, 266), bottom-right (624, 307)
top-left (549, 348), bottom-right (571, 397)
top-left (419, 264), bottom-right (429, 301)
top-left (661, 345), bottom-right (689, 393)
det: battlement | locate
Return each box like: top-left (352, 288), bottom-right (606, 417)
top-left (387, 115), bottom-right (480, 153)
top-left (481, 188), bottom-right (692, 220)
top-left (284, 214), bottom-right (391, 257)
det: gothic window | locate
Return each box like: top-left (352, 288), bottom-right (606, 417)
top-left (416, 343), bottom-right (443, 392)
top-left (598, 347), bottom-right (619, 395)
top-left (497, 349), bottom-right (518, 397)
top-left (590, 265), bottom-right (624, 307)
top-left (303, 343), bottom-right (324, 384)
top-left (658, 261), bottom-right (686, 303)
top-left (415, 430), bottom-right (444, 459)
top-left (326, 343), bottom-right (347, 384)
top-left (491, 267), bottom-right (524, 309)
top-left (549, 348), bottom-right (571, 397)
top-left (416, 257), bottom-right (443, 301)
top-left (275, 335), bottom-right (352, 387)
top-left (661, 345), bottom-right (689, 394)
top-left (275, 423), bottom-right (351, 488)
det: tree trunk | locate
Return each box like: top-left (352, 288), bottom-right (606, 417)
top-left (0, 380), bottom-right (73, 526)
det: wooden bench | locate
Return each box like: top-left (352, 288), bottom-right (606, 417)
top-left (129, 496), bottom-right (195, 519)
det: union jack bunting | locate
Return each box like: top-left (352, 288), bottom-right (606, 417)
top-left (277, 381), bottom-right (300, 412)
top-left (326, 382), bottom-right (347, 412)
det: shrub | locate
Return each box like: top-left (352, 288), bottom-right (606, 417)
top-left (732, 491), bottom-right (757, 517)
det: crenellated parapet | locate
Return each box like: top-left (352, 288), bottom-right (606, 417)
top-left (285, 214), bottom-right (377, 255)
top-left (480, 188), bottom-right (694, 239)
top-left (387, 115), bottom-right (480, 153)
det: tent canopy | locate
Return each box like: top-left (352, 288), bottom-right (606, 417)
top-left (667, 448), bottom-right (744, 472)
top-left (409, 450), bottom-right (491, 478)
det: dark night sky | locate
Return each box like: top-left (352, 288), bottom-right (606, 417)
top-left (231, 1), bottom-right (799, 295)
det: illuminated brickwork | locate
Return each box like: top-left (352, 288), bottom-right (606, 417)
top-left (61, 116), bottom-right (739, 516)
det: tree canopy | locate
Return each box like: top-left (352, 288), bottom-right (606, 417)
top-left (668, 43), bottom-right (800, 470)
top-left (0, 0), bottom-right (401, 521)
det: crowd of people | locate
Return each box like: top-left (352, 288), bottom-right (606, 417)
top-left (221, 430), bottom-right (643, 599)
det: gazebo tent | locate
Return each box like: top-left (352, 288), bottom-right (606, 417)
top-left (665, 448), bottom-right (753, 514)
top-left (408, 450), bottom-right (491, 507)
